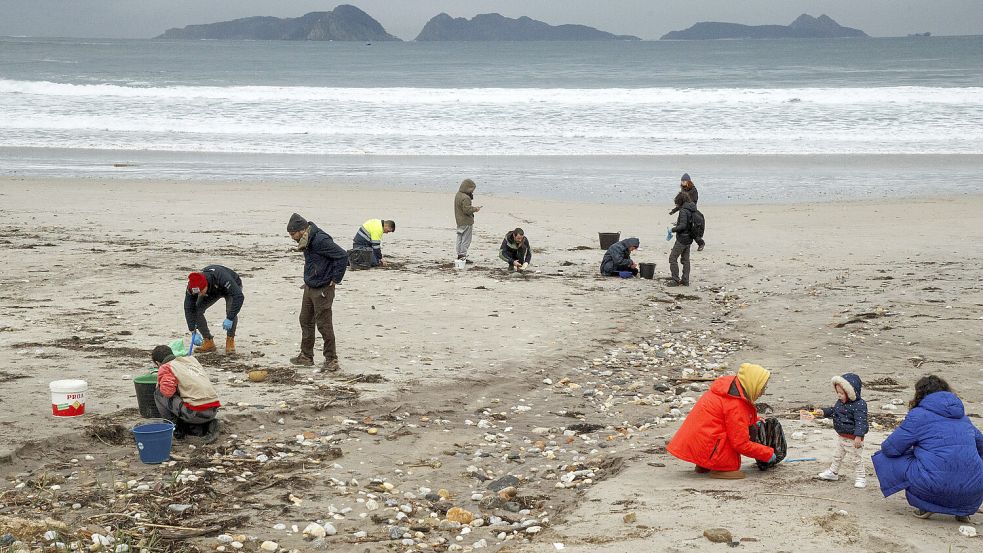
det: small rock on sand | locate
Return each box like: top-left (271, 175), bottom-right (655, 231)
top-left (704, 528), bottom-right (733, 543)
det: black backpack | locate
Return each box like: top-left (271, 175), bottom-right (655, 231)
top-left (748, 417), bottom-right (787, 470)
top-left (688, 209), bottom-right (706, 239)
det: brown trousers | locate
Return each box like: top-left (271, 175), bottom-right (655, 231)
top-left (299, 284), bottom-right (337, 361)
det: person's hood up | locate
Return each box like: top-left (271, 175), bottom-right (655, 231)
top-left (919, 391), bottom-right (965, 419)
top-left (622, 238), bottom-right (640, 249)
top-left (832, 373), bottom-right (863, 401)
top-left (681, 201), bottom-right (698, 213)
top-left (737, 363), bottom-right (770, 402)
top-left (459, 179), bottom-right (476, 194)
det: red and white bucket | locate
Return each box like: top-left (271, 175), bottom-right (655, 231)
top-left (50, 379), bottom-right (88, 417)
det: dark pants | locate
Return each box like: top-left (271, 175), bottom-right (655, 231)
top-left (195, 295), bottom-right (237, 339)
top-left (154, 389), bottom-right (216, 425)
top-left (352, 234), bottom-right (381, 267)
top-left (669, 242), bottom-right (692, 284)
top-left (300, 284), bottom-right (337, 361)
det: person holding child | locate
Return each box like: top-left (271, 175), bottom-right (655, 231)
top-left (872, 375), bottom-right (983, 521)
top-left (667, 363), bottom-right (777, 479)
top-left (813, 373), bottom-right (869, 488)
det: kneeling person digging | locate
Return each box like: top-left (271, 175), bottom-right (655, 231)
top-left (151, 345), bottom-right (221, 442)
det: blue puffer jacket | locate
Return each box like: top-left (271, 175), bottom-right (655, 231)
top-left (823, 373), bottom-right (869, 437)
top-left (303, 222), bottom-right (348, 288)
top-left (872, 391), bottom-right (983, 516)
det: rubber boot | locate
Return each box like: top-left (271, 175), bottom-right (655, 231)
top-left (195, 338), bottom-right (216, 353)
top-left (225, 336), bottom-right (236, 355)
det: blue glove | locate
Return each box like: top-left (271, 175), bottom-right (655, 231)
top-left (222, 318), bottom-right (234, 331)
top-left (190, 331), bottom-right (204, 346)
top-left (618, 270), bottom-right (634, 279)
top-left (768, 453), bottom-right (777, 463)
top-left (666, 228), bottom-right (673, 241)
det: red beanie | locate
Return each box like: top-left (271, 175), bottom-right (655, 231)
top-left (187, 272), bottom-right (207, 293)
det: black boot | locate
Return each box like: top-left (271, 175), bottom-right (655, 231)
top-left (172, 421), bottom-right (188, 440)
top-left (202, 419), bottom-right (221, 444)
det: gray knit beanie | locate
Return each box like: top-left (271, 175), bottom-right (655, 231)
top-left (681, 173), bottom-right (691, 182)
top-left (287, 213), bottom-right (308, 233)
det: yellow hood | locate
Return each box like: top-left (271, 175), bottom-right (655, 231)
top-left (737, 363), bottom-right (771, 402)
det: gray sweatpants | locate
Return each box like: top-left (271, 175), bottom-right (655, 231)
top-left (456, 225), bottom-right (473, 258)
top-left (154, 389), bottom-right (217, 425)
top-left (669, 241), bottom-right (691, 284)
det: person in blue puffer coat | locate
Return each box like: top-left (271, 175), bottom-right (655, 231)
top-left (872, 375), bottom-right (983, 522)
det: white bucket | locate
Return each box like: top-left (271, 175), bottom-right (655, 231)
top-left (454, 258), bottom-right (468, 270)
top-left (50, 379), bottom-right (88, 417)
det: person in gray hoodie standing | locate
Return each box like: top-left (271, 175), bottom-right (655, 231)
top-left (454, 179), bottom-right (481, 260)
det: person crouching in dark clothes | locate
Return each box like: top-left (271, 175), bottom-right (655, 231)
top-left (150, 345), bottom-right (221, 442)
top-left (499, 228), bottom-right (532, 272)
top-left (600, 238), bottom-right (640, 276)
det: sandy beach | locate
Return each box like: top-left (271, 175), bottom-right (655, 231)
top-left (1, 177), bottom-right (982, 552)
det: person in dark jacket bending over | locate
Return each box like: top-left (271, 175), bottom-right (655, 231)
top-left (600, 238), bottom-right (640, 276)
top-left (499, 228), bottom-right (532, 272)
top-left (352, 219), bottom-right (396, 267)
top-left (185, 265), bottom-right (244, 355)
top-left (669, 173), bottom-right (698, 215)
top-left (287, 213), bottom-right (349, 372)
top-left (667, 192), bottom-right (704, 286)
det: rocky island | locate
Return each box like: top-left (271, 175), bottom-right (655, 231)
top-left (416, 13), bottom-right (640, 41)
top-left (157, 4), bottom-right (400, 41)
top-left (661, 14), bottom-right (867, 40)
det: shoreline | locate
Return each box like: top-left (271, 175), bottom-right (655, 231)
top-left (3, 150), bottom-right (983, 205)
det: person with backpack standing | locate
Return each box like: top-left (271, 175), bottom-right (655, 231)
top-left (667, 191), bottom-right (705, 286)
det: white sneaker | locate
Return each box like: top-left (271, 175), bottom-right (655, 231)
top-left (816, 469), bottom-right (840, 481)
top-left (854, 479), bottom-right (867, 489)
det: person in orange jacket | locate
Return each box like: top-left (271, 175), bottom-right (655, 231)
top-left (667, 363), bottom-right (776, 479)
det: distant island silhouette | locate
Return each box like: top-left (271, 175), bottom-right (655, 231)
top-left (157, 5), bottom-right (639, 42)
top-left (415, 13), bottom-right (640, 41)
top-left (661, 14), bottom-right (867, 40)
top-left (157, 5), bottom-right (400, 41)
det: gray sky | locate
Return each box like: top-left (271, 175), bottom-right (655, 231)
top-left (0, 1), bottom-right (980, 40)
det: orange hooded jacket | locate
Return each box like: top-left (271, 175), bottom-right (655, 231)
top-left (667, 374), bottom-right (774, 471)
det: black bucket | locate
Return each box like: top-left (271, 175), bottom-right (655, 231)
top-left (639, 262), bottom-right (656, 279)
top-left (134, 371), bottom-right (161, 419)
top-left (598, 232), bottom-right (620, 250)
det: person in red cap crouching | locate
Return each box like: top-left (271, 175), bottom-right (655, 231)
top-left (184, 265), bottom-right (244, 354)
top-left (151, 345), bottom-right (221, 442)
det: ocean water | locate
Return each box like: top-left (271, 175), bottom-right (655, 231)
top-left (1, 36), bottom-right (982, 201)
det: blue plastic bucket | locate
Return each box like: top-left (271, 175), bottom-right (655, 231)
top-left (132, 421), bottom-right (175, 464)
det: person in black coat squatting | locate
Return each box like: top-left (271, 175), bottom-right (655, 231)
top-left (600, 238), bottom-right (640, 277)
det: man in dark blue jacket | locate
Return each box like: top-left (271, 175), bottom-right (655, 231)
top-left (600, 238), bottom-right (640, 276)
top-left (184, 265), bottom-right (244, 354)
top-left (287, 213), bottom-right (348, 372)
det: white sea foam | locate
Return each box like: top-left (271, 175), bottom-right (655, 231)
top-left (1, 79), bottom-right (982, 156)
